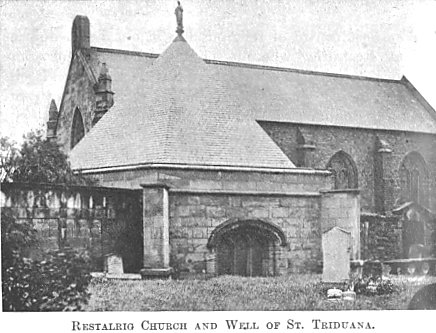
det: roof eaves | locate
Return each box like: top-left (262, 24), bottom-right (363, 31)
top-left (256, 120), bottom-right (436, 136)
top-left (73, 162), bottom-right (326, 175)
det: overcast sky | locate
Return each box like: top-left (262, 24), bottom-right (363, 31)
top-left (1, 0), bottom-right (436, 142)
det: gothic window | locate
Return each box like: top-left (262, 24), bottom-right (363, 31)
top-left (326, 151), bottom-right (358, 189)
top-left (71, 108), bottom-right (85, 149)
top-left (399, 152), bottom-right (428, 206)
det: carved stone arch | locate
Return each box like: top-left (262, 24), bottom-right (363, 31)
top-left (326, 150), bottom-right (358, 189)
top-left (71, 107), bottom-right (85, 149)
top-left (207, 218), bottom-right (287, 249)
top-left (207, 219), bottom-right (287, 277)
top-left (399, 151), bottom-right (429, 206)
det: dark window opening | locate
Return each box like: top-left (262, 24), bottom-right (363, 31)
top-left (71, 108), bottom-right (85, 149)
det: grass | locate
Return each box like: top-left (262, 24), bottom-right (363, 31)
top-left (84, 274), bottom-right (436, 311)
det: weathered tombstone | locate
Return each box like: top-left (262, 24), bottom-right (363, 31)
top-left (322, 227), bottom-right (351, 282)
top-left (105, 254), bottom-right (124, 274)
top-left (408, 283), bottom-right (436, 310)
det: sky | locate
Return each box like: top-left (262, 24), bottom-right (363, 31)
top-left (0, 0), bottom-right (436, 142)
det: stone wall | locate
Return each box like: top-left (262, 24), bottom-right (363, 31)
top-left (1, 183), bottom-right (142, 272)
top-left (168, 191), bottom-right (322, 275)
top-left (360, 214), bottom-right (402, 261)
top-left (260, 122), bottom-right (436, 214)
top-left (55, 51), bottom-right (96, 153)
top-left (87, 167), bottom-right (363, 276)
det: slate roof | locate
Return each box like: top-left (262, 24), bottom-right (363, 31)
top-left (70, 37), bottom-right (295, 171)
top-left (69, 37), bottom-right (436, 171)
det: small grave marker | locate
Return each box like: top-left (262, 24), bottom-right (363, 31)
top-left (105, 254), bottom-right (124, 274)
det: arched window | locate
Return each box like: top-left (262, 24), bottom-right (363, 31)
top-left (326, 151), bottom-right (358, 189)
top-left (399, 152), bottom-right (428, 206)
top-left (71, 108), bottom-right (85, 149)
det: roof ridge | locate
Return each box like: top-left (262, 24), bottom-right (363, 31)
top-left (204, 59), bottom-right (402, 83)
top-left (91, 46), bottom-right (159, 59)
top-left (91, 46), bottom-right (401, 83)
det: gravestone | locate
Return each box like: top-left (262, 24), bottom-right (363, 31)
top-left (408, 283), bottom-right (436, 310)
top-left (105, 254), bottom-right (124, 274)
top-left (322, 227), bottom-right (351, 282)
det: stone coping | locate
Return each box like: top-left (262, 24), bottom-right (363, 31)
top-left (169, 189), bottom-right (322, 197)
top-left (0, 181), bottom-right (140, 193)
top-left (320, 188), bottom-right (361, 194)
top-left (76, 163), bottom-right (332, 176)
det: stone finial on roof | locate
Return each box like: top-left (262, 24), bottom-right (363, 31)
top-left (46, 99), bottom-right (58, 141)
top-left (98, 63), bottom-right (111, 81)
top-left (48, 99), bottom-right (58, 120)
top-left (93, 63), bottom-right (114, 126)
top-left (175, 1), bottom-right (184, 35)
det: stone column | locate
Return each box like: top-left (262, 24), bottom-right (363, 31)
top-left (374, 137), bottom-right (393, 213)
top-left (297, 143), bottom-right (316, 168)
top-left (141, 183), bottom-right (170, 268)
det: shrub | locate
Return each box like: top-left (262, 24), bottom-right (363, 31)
top-left (2, 210), bottom-right (92, 311)
top-left (2, 248), bottom-right (92, 311)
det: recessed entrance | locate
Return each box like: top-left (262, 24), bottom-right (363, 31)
top-left (207, 219), bottom-right (286, 277)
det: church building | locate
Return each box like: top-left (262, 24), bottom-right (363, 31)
top-left (45, 6), bottom-right (436, 276)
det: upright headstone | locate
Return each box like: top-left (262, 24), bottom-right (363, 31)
top-left (105, 254), bottom-right (124, 275)
top-left (322, 227), bottom-right (351, 282)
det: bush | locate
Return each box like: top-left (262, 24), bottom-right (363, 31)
top-left (2, 248), bottom-right (92, 311)
top-left (2, 211), bottom-right (92, 311)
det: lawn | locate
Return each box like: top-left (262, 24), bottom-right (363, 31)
top-left (84, 274), bottom-right (436, 311)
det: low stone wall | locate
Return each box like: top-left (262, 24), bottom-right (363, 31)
top-left (360, 213), bottom-right (401, 261)
top-left (1, 182), bottom-right (142, 272)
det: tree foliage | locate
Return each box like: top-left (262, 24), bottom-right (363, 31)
top-left (0, 129), bottom-right (92, 185)
top-left (0, 136), bottom-right (19, 182)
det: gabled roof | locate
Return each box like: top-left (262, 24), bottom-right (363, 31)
top-left (87, 45), bottom-right (436, 135)
top-left (214, 64), bottom-right (436, 133)
top-left (70, 37), bottom-right (295, 171)
top-left (69, 36), bottom-right (436, 171)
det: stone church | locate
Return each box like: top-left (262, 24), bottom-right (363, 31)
top-left (44, 9), bottom-right (436, 276)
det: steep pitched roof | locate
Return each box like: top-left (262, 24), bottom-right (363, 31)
top-left (69, 38), bottom-right (436, 171)
top-left (213, 63), bottom-right (436, 133)
top-left (70, 38), bottom-right (295, 171)
top-left (87, 46), bottom-right (436, 135)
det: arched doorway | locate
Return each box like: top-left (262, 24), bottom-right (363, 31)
top-left (207, 219), bottom-right (287, 277)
